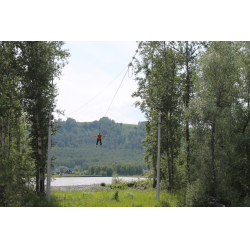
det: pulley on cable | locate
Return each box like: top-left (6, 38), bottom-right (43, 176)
top-left (128, 62), bottom-right (134, 78)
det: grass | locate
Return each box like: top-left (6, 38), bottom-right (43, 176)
top-left (12, 179), bottom-right (185, 207)
top-left (46, 188), bottom-right (185, 207)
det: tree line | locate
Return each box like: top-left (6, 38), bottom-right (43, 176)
top-left (0, 41), bottom-right (69, 205)
top-left (88, 163), bottom-right (143, 176)
top-left (133, 41), bottom-right (250, 206)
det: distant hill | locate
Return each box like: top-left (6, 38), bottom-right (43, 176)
top-left (52, 117), bottom-right (147, 171)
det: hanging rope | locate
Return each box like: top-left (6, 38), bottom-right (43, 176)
top-left (99, 68), bottom-right (128, 131)
top-left (104, 67), bottom-right (129, 118)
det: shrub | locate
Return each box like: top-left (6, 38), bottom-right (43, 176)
top-left (186, 179), bottom-right (208, 207)
top-left (111, 177), bottom-right (123, 185)
top-left (100, 182), bottom-right (106, 187)
top-left (125, 192), bottom-right (135, 199)
top-left (159, 198), bottom-right (171, 207)
top-left (111, 190), bottom-right (119, 201)
top-left (160, 180), bottom-right (168, 190)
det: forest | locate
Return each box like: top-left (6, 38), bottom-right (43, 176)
top-left (0, 41), bottom-right (70, 206)
top-left (133, 41), bottom-right (250, 206)
top-left (51, 117), bottom-right (147, 171)
top-left (1, 41), bottom-right (250, 207)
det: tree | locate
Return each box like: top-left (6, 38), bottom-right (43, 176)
top-left (186, 41), bottom-right (242, 205)
top-left (19, 41), bottom-right (70, 193)
top-left (133, 41), bottom-right (184, 190)
top-left (59, 166), bottom-right (68, 174)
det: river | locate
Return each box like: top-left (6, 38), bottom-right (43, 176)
top-left (49, 176), bottom-right (146, 186)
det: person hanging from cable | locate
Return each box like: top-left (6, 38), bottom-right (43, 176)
top-left (92, 133), bottom-right (107, 147)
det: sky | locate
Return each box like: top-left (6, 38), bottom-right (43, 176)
top-left (55, 41), bottom-right (146, 125)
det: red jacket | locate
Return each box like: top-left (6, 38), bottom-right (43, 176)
top-left (97, 134), bottom-right (103, 140)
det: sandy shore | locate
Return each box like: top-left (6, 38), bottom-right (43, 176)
top-left (51, 184), bottom-right (107, 191)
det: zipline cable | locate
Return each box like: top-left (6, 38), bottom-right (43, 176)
top-left (65, 42), bottom-right (143, 119)
top-left (98, 67), bottom-right (128, 135)
top-left (104, 67), bottom-right (129, 118)
top-left (102, 50), bottom-right (138, 120)
top-left (65, 65), bottom-right (128, 116)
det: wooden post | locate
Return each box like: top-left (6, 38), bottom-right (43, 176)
top-left (46, 113), bottom-right (53, 201)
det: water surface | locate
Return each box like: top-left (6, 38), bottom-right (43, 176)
top-left (50, 176), bottom-right (146, 186)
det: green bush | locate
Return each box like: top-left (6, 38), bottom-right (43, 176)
top-left (160, 180), bottom-right (168, 190)
top-left (159, 198), bottom-right (171, 207)
top-left (100, 182), bottom-right (106, 187)
top-left (185, 179), bottom-right (208, 207)
top-left (111, 177), bottom-right (123, 185)
top-left (125, 192), bottom-right (135, 199)
top-left (111, 190), bottom-right (119, 201)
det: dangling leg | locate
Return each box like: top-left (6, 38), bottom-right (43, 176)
top-left (96, 138), bottom-right (99, 147)
top-left (100, 139), bottom-right (102, 148)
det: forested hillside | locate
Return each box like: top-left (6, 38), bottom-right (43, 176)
top-left (52, 117), bottom-right (147, 170)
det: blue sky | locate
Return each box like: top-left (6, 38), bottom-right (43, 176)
top-left (55, 41), bottom-right (146, 124)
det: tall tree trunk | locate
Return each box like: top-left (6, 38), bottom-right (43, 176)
top-left (164, 42), bottom-right (171, 191)
top-left (1, 116), bottom-right (5, 159)
top-left (1, 76), bottom-right (5, 159)
top-left (7, 75), bottom-right (11, 158)
top-left (34, 41), bottom-right (44, 194)
top-left (170, 55), bottom-right (176, 189)
top-left (170, 113), bottom-right (174, 189)
top-left (7, 111), bottom-right (11, 158)
top-left (15, 112), bottom-right (20, 152)
top-left (185, 41), bottom-right (191, 183)
top-left (211, 121), bottom-right (216, 196)
top-left (247, 87), bottom-right (250, 164)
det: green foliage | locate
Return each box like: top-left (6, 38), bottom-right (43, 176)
top-left (52, 117), bottom-right (147, 169)
top-left (0, 41), bottom-right (70, 201)
top-left (100, 182), bottom-right (106, 186)
top-left (184, 41), bottom-right (250, 205)
top-left (133, 41), bottom-right (250, 206)
top-left (111, 190), bottom-right (119, 201)
top-left (59, 166), bottom-right (68, 173)
top-left (74, 165), bottom-right (81, 172)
